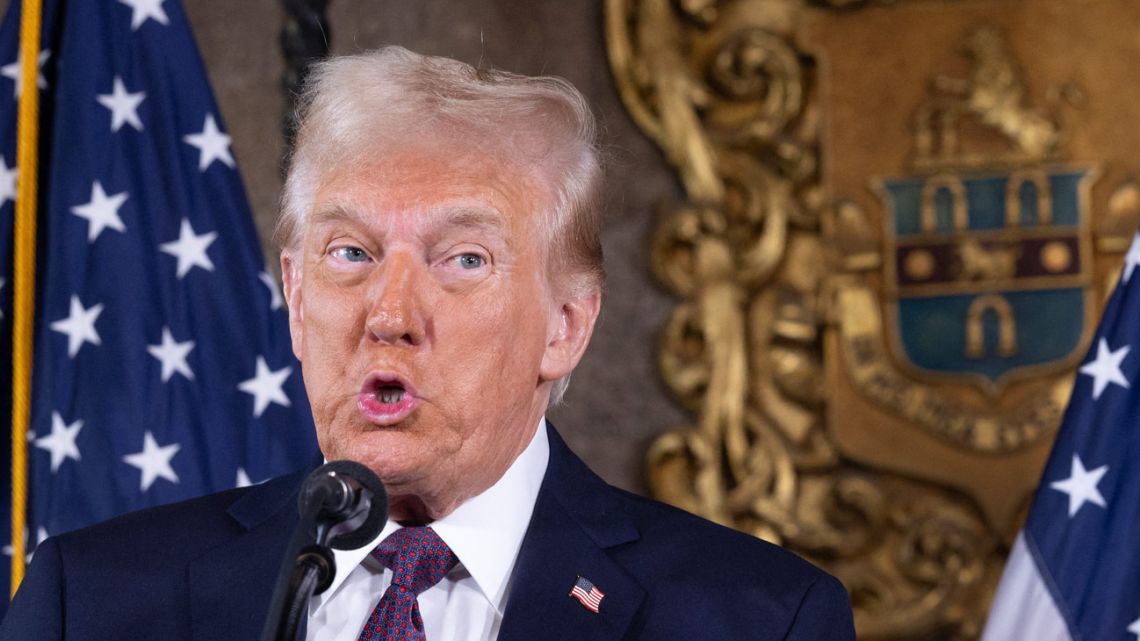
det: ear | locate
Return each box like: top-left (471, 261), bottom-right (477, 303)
top-left (539, 288), bottom-right (601, 383)
top-left (280, 251), bottom-right (304, 360)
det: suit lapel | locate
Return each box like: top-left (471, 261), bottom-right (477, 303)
top-left (187, 468), bottom-right (307, 641)
top-left (497, 426), bottom-right (646, 641)
top-left (181, 432), bottom-right (646, 640)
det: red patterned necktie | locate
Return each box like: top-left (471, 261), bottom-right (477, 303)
top-left (356, 526), bottom-right (459, 641)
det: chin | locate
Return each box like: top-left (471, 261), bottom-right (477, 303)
top-left (347, 448), bottom-right (431, 487)
top-left (319, 420), bottom-right (451, 488)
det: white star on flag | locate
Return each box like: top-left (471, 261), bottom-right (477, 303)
top-left (1124, 233), bottom-right (1140, 285)
top-left (30, 527), bottom-right (47, 562)
top-left (238, 356), bottom-right (293, 417)
top-left (236, 467), bottom-right (266, 488)
top-left (159, 218), bottom-right (217, 278)
top-left (71, 181), bottom-right (128, 242)
top-left (49, 295), bottom-right (104, 357)
top-left (2, 527), bottom-right (48, 564)
top-left (1129, 614), bottom-right (1140, 639)
top-left (1, 49), bottom-right (50, 98)
top-left (147, 327), bottom-right (195, 382)
top-left (35, 412), bottom-right (83, 473)
top-left (117, 0), bottom-right (170, 31)
top-left (96, 76), bottom-right (146, 132)
top-left (1049, 454), bottom-right (1109, 518)
top-left (0, 154), bottom-right (16, 206)
top-left (1078, 338), bottom-right (1130, 400)
top-left (122, 431), bottom-right (180, 491)
top-left (260, 271), bottom-right (284, 311)
top-left (183, 113), bottom-right (234, 171)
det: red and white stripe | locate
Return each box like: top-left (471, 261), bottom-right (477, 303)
top-left (569, 584), bottom-right (605, 613)
top-left (981, 532), bottom-right (1071, 641)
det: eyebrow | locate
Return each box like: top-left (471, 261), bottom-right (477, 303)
top-left (308, 202), bottom-right (364, 229)
top-left (308, 200), bottom-right (511, 244)
top-left (429, 206), bottom-right (508, 236)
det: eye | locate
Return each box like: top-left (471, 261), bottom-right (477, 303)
top-left (331, 246), bottom-right (370, 263)
top-left (454, 253), bottom-right (486, 270)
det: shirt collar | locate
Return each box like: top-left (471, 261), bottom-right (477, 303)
top-left (313, 417), bottom-right (550, 615)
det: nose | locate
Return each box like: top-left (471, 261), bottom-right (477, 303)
top-left (364, 253), bottom-right (427, 347)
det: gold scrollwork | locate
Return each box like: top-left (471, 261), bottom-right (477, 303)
top-left (605, 3), bottom-right (1082, 638)
top-left (708, 29), bottom-right (803, 140)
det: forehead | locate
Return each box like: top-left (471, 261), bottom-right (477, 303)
top-left (308, 144), bottom-right (551, 237)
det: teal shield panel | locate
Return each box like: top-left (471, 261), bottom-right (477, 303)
top-left (882, 168), bottom-right (1089, 384)
top-left (895, 289), bottom-right (1085, 382)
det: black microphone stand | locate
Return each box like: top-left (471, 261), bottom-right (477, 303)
top-left (260, 461), bottom-right (387, 641)
top-left (260, 508), bottom-right (338, 641)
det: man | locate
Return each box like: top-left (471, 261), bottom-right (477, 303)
top-left (1, 47), bottom-right (855, 640)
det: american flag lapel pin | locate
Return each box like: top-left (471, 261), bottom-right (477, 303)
top-left (569, 575), bottom-right (605, 613)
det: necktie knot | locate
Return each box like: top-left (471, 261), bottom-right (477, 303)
top-left (371, 526), bottom-right (458, 596)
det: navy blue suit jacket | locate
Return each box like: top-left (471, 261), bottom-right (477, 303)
top-left (0, 425), bottom-right (855, 640)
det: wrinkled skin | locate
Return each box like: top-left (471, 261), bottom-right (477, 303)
top-left (281, 142), bottom-right (600, 522)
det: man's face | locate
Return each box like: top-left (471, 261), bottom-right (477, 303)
top-left (282, 141), bottom-right (594, 519)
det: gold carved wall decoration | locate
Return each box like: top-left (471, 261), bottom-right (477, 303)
top-left (606, 1), bottom-right (1140, 639)
top-left (915, 26), bottom-right (1061, 170)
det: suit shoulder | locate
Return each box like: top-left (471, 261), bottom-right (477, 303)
top-left (609, 486), bottom-right (834, 591)
top-left (545, 427), bottom-right (834, 594)
top-left (51, 469), bottom-right (301, 564)
top-left (50, 487), bottom-right (244, 569)
top-left (601, 487), bottom-right (853, 637)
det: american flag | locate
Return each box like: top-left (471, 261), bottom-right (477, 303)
top-left (982, 233), bottom-right (1140, 640)
top-left (569, 575), bottom-right (605, 613)
top-left (0, 0), bottom-right (318, 613)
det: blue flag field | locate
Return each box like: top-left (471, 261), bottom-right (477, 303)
top-left (982, 235), bottom-right (1140, 639)
top-left (0, 0), bottom-right (318, 610)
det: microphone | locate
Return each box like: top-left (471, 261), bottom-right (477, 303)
top-left (261, 461), bottom-right (388, 641)
top-left (299, 460), bottom-right (388, 551)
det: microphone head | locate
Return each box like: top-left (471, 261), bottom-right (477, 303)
top-left (299, 460), bottom-right (388, 550)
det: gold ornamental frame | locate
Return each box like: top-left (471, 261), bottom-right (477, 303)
top-left (605, 1), bottom-right (1140, 639)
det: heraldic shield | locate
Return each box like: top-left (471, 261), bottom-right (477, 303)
top-left (879, 168), bottom-right (1095, 395)
top-left (606, 0), bottom-right (1140, 634)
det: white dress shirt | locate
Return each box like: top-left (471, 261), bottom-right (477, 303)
top-left (306, 419), bottom-right (550, 641)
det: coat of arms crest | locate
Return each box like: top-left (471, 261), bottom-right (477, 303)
top-left (606, 1), bottom-right (1140, 637)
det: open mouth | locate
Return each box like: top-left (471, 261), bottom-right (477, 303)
top-left (358, 373), bottom-right (417, 424)
top-left (375, 384), bottom-right (406, 405)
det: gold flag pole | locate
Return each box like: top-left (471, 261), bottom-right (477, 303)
top-left (10, 0), bottom-right (43, 596)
